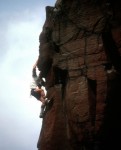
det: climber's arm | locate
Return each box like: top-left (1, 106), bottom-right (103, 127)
top-left (34, 88), bottom-right (42, 92)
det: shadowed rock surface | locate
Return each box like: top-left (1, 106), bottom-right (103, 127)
top-left (37, 0), bottom-right (121, 149)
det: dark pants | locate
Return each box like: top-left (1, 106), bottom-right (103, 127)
top-left (31, 89), bottom-right (41, 100)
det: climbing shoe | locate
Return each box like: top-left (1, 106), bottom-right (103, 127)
top-left (39, 113), bottom-right (44, 118)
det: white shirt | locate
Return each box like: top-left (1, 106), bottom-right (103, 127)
top-left (30, 76), bottom-right (38, 89)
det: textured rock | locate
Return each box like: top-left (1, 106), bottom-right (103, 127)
top-left (37, 0), bottom-right (121, 149)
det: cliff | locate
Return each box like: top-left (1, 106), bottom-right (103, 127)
top-left (37, 0), bottom-right (121, 149)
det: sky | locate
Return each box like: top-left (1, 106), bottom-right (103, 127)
top-left (0, 0), bottom-right (56, 150)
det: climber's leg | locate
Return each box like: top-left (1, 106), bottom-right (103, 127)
top-left (39, 103), bottom-right (46, 118)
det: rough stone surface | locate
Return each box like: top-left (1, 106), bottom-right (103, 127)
top-left (37, 0), bottom-right (121, 149)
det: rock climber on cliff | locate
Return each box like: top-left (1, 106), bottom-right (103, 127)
top-left (30, 58), bottom-right (48, 118)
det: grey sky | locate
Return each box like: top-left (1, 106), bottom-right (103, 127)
top-left (0, 0), bottom-right (56, 150)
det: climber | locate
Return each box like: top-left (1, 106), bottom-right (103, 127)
top-left (30, 58), bottom-right (47, 118)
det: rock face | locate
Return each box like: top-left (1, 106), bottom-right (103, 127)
top-left (37, 0), bottom-right (121, 149)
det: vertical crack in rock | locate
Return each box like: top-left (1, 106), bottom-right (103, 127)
top-left (36, 0), bottom-right (121, 149)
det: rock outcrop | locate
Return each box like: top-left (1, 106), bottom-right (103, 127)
top-left (37, 0), bottom-right (121, 149)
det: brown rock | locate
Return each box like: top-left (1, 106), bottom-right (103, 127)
top-left (37, 0), bottom-right (121, 149)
